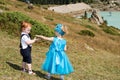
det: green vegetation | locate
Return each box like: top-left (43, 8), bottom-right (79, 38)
top-left (0, 5), bottom-right (9, 10)
top-left (103, 28), bottom-right (120, 35)
top-left (0, 0), bottom-right (5, 5)
top-left (0, 0), bottom-right (9, 10)
top-left (85, 25), bottom-right (97, 31)
top-left (44, 15), bottom-right (54, 21)
top-left (78, 30), bottom-right (95, 37)
top-left (99, 25), bottom-right (120, 36)
top-left (0, 12), bottom-right (54, 37)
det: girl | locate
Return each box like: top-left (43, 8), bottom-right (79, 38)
top-left (36, 24), bottom-right (74, 80)
top-left (20, 21), bottom-right (37, 75)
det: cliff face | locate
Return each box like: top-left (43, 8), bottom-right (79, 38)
top-left (89, 10), bottom-right (104, 25)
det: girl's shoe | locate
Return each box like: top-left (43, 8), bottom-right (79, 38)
top-left (60, 78), bottom-right (64, 80)
top-left (44, 75), bottom-right (51, 79)
top-left (60, 75), bottom-right (64, 80)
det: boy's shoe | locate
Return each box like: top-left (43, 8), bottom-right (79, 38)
top-left (28, 70), bottom-right (35, 75)
top-left (21, 68), bottom-right (27, 72)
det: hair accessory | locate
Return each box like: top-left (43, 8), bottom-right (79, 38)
top-left (54, 24), bottom-right (65, 36)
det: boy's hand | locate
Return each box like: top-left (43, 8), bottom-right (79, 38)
top-left (34, 37), bottom-right (39, 42)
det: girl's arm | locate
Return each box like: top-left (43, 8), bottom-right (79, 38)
top-left (64, 45), bottom-right (67, 51)
top-left (35, 35), bottom-right (54, 41)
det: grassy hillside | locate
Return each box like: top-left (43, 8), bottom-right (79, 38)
top-left (0, 0), bottom-right (120, 80)
top-left (0, 28), bottom-right (120, 80)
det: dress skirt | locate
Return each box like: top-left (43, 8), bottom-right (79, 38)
top-left (41, 49), bottom-right (74, 75)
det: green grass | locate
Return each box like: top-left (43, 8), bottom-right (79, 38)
top-left (0, 0), bottom-right (120, 80)
top-left (0, 31), bottom-right (120, 80)
top-left (0, 12), bottom-right (54, 37)
top-left (85, 25), bottom-right (97, 31)
top-left (99, 24), bottom-right (120, 36)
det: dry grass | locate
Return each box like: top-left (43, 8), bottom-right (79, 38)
top-left (0, 31), bottom-right (120, 80)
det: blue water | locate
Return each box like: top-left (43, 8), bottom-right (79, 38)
top-left (88, 11), bottom-right (120, 29)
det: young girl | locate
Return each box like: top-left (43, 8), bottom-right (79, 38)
top-left (20, 21), bottom-right (37, 75)
top-left (36, 24), bottom-right (74, 80)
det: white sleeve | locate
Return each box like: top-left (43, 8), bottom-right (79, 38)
top-left (22, 35), bottom-right (30, 42)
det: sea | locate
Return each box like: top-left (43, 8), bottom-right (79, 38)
top-left (88, 11), bottom-right (120, 29)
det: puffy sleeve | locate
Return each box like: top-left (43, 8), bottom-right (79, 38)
top-left (22, 35), bottom-right (30, 42)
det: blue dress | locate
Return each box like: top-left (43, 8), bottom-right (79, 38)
top-left (42, 37), bottom-right (74, 75)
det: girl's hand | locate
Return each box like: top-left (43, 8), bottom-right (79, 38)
top-left (35, 35), bottom-right (53, 41)
top-left (35, 35), bottom-right (39, 37)
top-left (35, 35), bottom-right (42, 38)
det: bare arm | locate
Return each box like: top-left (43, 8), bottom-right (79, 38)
top-left (35, 35), bottom-right (54, 41)
top-left (64, 45), bottom-right (67, 51)
top-left (26, 37), bottom-right (37, 45)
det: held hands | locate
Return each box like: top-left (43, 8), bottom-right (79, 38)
top-left (33, 35), bottom-right (42, 42)
top-left (34, 35), bottom-right (43, 41)
top-left (35, 35), bottom-right (44, 39)
top-left (35, 35), bottom-right (53, 41)
top-left (33, 37), bottom-right (39, 42)
top-left (35, 35), bottom-right (43, 38)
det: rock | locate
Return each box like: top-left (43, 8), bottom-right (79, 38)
top-left (89, 9), bottom-right (104, 25)
top-left (84, 43), bottom-right (94, 51)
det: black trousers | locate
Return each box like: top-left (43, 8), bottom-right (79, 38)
top-left (20, 46), bottom-right (32, 63)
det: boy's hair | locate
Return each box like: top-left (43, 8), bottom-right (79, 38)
top-left (21, 21), bottom-right (31, 31)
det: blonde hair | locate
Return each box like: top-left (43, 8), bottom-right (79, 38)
top-left (21, 21), bottom-right (31, 31)
top-left (62, 25), bottom-right (68, 34)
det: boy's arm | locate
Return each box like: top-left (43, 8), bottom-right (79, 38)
top-left (36, 35), bottom-right (53, 41)
top-left (22, 35), bottom-right (37, 45)
top-left (26, 37), bottom-right (37, 45)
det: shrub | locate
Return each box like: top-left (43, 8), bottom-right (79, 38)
top-left (0, 1), bottom-right (5, 5)
top-left (99, 23), bottom-right (120, 36)
top-left (99, 25), bottom-right (106, 28)
top-left (0, 5), bottom-right (9, 10)
top-left (0, 12), bottom-right (54, 37)
top-left (103, 27), bottom-right (120, 35)
top-left (85, 25), bottom-right (96, 31)
top-left (44, 15), bottom-right (54, 21)
top-left (78, 30), bottom-right (95, 37)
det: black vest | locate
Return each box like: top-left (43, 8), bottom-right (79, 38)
top-left (19, 34), bottom-right (31, 49)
